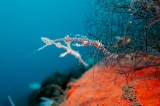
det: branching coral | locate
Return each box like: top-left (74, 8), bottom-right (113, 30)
top-left (130, 0), bottom-right (160, 27)
top-left (83, 0), bottom-right (160, 78)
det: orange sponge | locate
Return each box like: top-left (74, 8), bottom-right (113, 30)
top-left (60, 61), bottom-right (160, 106)
top-left (134, 79), bottom-right (160, 106)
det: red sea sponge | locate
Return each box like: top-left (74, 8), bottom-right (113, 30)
top-left (133, 79), bottom-right (160, 105)
top-left (60, 55), bottom-right (160, 106)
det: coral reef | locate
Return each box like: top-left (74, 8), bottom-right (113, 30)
top-left (36, 0), bottom-right (160, 105)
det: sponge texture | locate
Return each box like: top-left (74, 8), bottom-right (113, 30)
top-left (60, 60), bottom-right (160, 106)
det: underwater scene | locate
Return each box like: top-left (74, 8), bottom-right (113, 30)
top-left (1, 0), bottom-right (160, 106)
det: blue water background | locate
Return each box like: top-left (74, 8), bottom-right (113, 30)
top-left (0, 0), bottom-right (90, 105)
